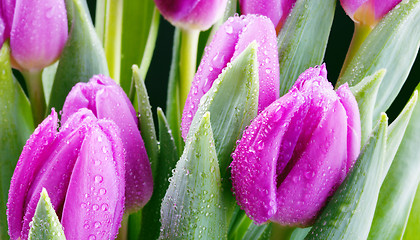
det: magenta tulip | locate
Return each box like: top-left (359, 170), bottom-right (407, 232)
top-left (62, 75), bottom-right (153, 213)
top-left (9, 0), bottom-right (68, 71)
top-left (1, 0), bottom-right (15, 41)
top-left (340, 0), bottom-right (402, 27)
top-left (239, 0), bottom-right (296, 33)
top-left (230, 64), bottom-right (361, 226)
top-left (154, 0), bottom-right (228, 30)
top-left (0, 14), bottom-right (5, 48)
top-left (7, 109), bottom-right (125, 240)
top-left (181, 14), bottom-right (280, 139)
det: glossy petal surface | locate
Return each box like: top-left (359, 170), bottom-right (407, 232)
top-left (340, 0), bottom-right (402, 25)
top-left (231, 65), bottom-right (361, 226)
top-left (182, 15), bottom-right (279, 139)
top-left (61, 120), bottom-right (125, 240)
top-left (62, 75), bottom-right (153, 212)
top-left (10, 0), bottom-right (68, 71)
top-left (154, 0), bottom-right (228, 30)
top-left (239, 0), bottom-right (296, 31)
top-left (7, 110), bottom-right (58, 240)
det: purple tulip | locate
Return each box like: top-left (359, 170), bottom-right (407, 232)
top-left (181, 14), bottom-right (280, 139)
top-left (62, 75), bottom-right (153, 213)
top-left (154, 0), bottom-right (228, 30)
top-left (239, 0), bottom-right (296, 33)
top-left (340, 0), bottom-right (402, 27)
top-left (1, 0), bottom-right (15, 41)
top-left (230, 64), bottom-right (361, 226)
top-left (9, 0), bottom-right (68, 71)
top-left (7, 109), bottom-right (125, 240)
top-left (0, 13), bottom-right (5, 48)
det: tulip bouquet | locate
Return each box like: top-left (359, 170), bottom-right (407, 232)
top-left (1, 0), bottom-right (420, 239)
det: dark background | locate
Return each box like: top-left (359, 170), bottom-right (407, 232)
top-left (87, 1), bottom-right (420, 122)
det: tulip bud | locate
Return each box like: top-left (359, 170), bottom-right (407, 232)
top-left (340, 0), bottom-right (402, 27)
top-left (181, 14), bottom-right (280, 139)
top-left (1, 0), bottom-right (15, 40)
top-left (154, 0), bottom-right (228, 30)
top-left (7, 109), bottom-right (125, 240)
top-left (0, 14), bottom-right (5, 48)
top-left (230, 64), bottom-right (361, 226)
top-left (239, 0), bottom-right (296, 32)
top-left (9, 0), bottom-right (68, 71)
top-left (62, 75), bottom-right (153, 212)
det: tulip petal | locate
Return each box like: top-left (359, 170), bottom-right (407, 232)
top-left (337, 83), bottom-right (361, 172)
top-left (240, 0), bottom-right (283, 27)
top-left (7, 110), bottom-right (58, 240)
top-left (61, 120), bottom-right (125, 240)
top-left (19, 110), bottom-right (96, 239)
top-left (273, 99), bottom-right (348, 226)
top-left (1, 0), bottom-right (15, 38)
top-left (182, 15), bottom-right (279, 139)
top-left (155, 0), bottom-right (227, 30)
top-left (373, 0), bottom-right (402, 20)
top-left (232, 15), bottom-right (279, 113)
top-left (95, 86), bottom-right (153, 212)
top-left (0, 15), bottom-right (5, 47)
top-left (230, 88), bottom-right (307, 224)
top-left (10, 0), bottom-right (68, 70)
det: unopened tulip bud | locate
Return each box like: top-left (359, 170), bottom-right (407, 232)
top-left (62, 75), bottom-right (153, 213)
top-left (154, 0), bottom-right (228, 30)
top-left (10, 0), bottom-right (68, 71)
top-left (239, 0), bottom-right (296, 32)
top-left (340, 0), bottom-right (402, 27)
top-left (7, 109), bottom-right (125, 240)
top-left (181, 14), bottom-right (280, 139)
top-left (230, 65), bottom-right (361, 226)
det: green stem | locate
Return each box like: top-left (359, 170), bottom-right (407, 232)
top-left (179, 29), bottom-right (200, 111)
top-left (104, 0), bottom-right (124, 83)
top-left (139, 7), bottom-right (160, 81)
top-left (116, 214), bottom-right (129, 240)
top-left (22, 70), bottom-right (46, 126)
top-left (95, 0), bottom-right (107, 44)
top-left (339, 23), bottom-right (372, 78)
top-left (270, 224), bottom-right (295, 240)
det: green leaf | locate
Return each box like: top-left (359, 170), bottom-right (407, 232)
top-left (187, 42), bottom-right (259, 218)
top-left (28, 189), bottom-right (66, 240)
top-left (290, 228), bottom-right (311, 240)
top-left (121, 0), bottom-right (159, 94)
top-left (0, 43), bottom-right (34, 240)
top-left (277, 0), bottom-right (335, 96)
top-left (132, 65), bottom-right (159, 178)
top-left (48, 0), bottom-right (109, 112)
top-left (166, 28), bottom-right (184, 157)
top-left (241, 223), bottom-right (271, 240)
top-left (350, 69), bottom-right (385, 145)
top-left (404, 185), bottom-right (420, 240)
top-left (368, 89), bottom-right (419, 240)
top-left (305, 114), bottom-right (388, 240)
top-left (159, 112), bottom-right (227, 239)
top-left (384, 90), bottom-right (418, 179)
top-left (337, 0), bottom-right (420, 121)
top-left (140, 108), bottom-right (179, 240)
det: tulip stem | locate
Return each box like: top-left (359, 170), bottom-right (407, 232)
top-left (104, 0), bottom-right (124, 84)
top-left (22, 70), bottom-right (46, 126)
top-left (179, 29), bottom-right (200, 111)
top-left (339, 23), bottom-right (372, 78)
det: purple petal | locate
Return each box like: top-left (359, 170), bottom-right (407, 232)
top-left (10, 0), bottom-right (68, 71)
top-left (373, 0), bottom-right (402, 20)
top-left (20, 117), bottom-right (91, 239)
top-left (1, 0), bottom-right (15, 39)
top-left (61, 120), bottom-right (125, 240)
top-left (230, 88), bottom-right (307, 224)
top-left (154, 0), bottom-right (227, 30)
top-left (62, 75), bottom-right (152, 212)
top-left (232, 15), bottom-right (279, 113)
top-left (336, 83), bottom-right (361, 172)
top-left (272, 99), bottom-right (348, 226)
top-left (340, 0), bottom-right (368, 18)
top-left (7, 110), bottom-right (58, 240)
top-left (95, 86), bottom-right (152, 211)
top-left (0, 13), bottom-right (5, 47)
top-left (182, 15), bottom-right (279, 139)
top-left (239, 0), bottom-right (296, 31)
